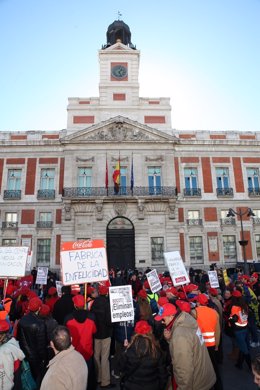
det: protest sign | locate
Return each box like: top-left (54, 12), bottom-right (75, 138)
top-left (0, 246), bottom-right (28, 278)
top-left (164, 251), bottom-right (190, 286)
top-left (109, 285), bottom-right (134, 323)
top-left (25, 251), bottom-right (33, 272)
top-left (56, 281), bottom-right (63, 297)
top-left (36, 266), bottom-right (48, 285)
top-left (60, 239), bottom-right (108, 285)
top-left (146, 269), bottom-right (162, 293)
top-left (208, 270), bottom-right (220, 288)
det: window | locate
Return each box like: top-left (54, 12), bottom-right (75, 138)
top-left (151, 237), bottom-right (164, 265)
top-left (39, 212), bottom-right (52, 222)
top-left (40, 169), bottom-right (55, 190)
top-left (256, 235), bottom-right (260, 259)
top-left (184, 168), bottom-right (199, 195)
top-left (223, 235), bottom-right (237, 261)
top-left (220, 209), bottom-right (235, 225)
top-left (253, 210), bottom-right (260, 218)
top-left (5, 212), bottom-right (17, 223)
top-left (2, 239), bottom-right (17, 246)
top-left (216, 167), bottom-right (232, 195)
top-left (247, 168), bottom-right (260, 194)
top-left (37, 239), bottom-right (51, 265)
top-left (189, 236), bottom-right (203, 264)
top-left (187, 210), bottom-right (201, 225)
top-left (148, 167), bottom-right (161, 194)
top-left (7, 169), bottom-right (21, 190)
top-left (78, 167), bottom-right (92, 188)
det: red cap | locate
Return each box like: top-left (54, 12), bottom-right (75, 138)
top-left (27, 290), bottom-right (38, 300)
top-left (98, 285), bottom-right (109, 295)
top-left (72, 294), bottom-right (85, 308)
top-left (196, 294), bottom-right (209, 305)
top-left (209, 288), bottom-right (218, 297)
top-left (232, 290), bottom-right (242, 298)
top-left (241, 275), bottom-right (250, 281)
top-left (138, 289), bottom-right (148, 299)
top-left (0, 319), bottom-right (10, 333)
top-left (177, 292), bottom-right (186, 300)
top-left (134, 320), bottom-right (152, 335)
top-left (184, 284), bottom-right (199, 293)
top-left (158, 297), bottom-right (169, 307)
top-left (48, 287), bottom-right (57, 296)
top-left (155, 303), bottom-right (177, 321)
top-left (166, 287), bottom-right (178, 296)
top-left (252, 272), bottom-right (258, 279)
top-left (28, 297), bottom-right (42, 312)
top-left (39, 304), bottom-right (50, 317)
top-left (175, 300), bottom-right (191, 313)
top-left (87, 286), bottom-right (95, 296)
top-left (143, 280), bottom-right (150, 289)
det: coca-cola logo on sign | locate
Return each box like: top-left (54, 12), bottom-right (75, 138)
top-left (72, 240), bottom-right (93, 249)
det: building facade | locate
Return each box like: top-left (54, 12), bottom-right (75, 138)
top-left (1, 20), bottom-right (260, 272)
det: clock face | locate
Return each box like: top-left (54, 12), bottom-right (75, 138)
top-left (111, 64), bottom-right (128, 79)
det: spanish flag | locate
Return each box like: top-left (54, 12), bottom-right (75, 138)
top-left (113, 158), bottom-right (120, 194)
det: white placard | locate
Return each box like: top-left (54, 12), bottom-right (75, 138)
top-left (60, 240), bottom-right (108, 285)
top-left (208, 270), bottom-right (220, 288)
top-left (36, 266), bottom-right (48, 285)
top-left (164, 251), bottom-right (190, 287)
top-left (56, 281), bottom-right (63, 297)
top-left (146, 269), bottom-right (162, 293)
top-left (0, 246), bottom-right (29, 278)
top-left (109, 285), bottom-right (135, 323)
top-left (25, 251), bottom-right (33, 272)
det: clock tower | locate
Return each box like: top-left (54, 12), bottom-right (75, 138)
top-left (67, 20), bottom-right (172, 133)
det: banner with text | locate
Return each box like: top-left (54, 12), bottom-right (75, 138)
top-left (208, 270), bottom-right (220, 288)
top-left (164, 251), bottom-right (190, 287)
top-left (60, 240), bottom-right (108, 285)
top-left (36, 266), bottom-right (48, 285)
top-left (0, 246), bottom-right (29, 278)
top-left (109, 285), bottom-right (135, 323)
top-left (146, 269), bottom-right (162, 293)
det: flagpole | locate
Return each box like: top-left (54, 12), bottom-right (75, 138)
top-left (131, 152), bottom-right (134, 196)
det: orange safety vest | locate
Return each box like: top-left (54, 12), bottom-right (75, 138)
top-left (230, 305), bottom-right (248, 327)
top-left (196, 306), bottom-right (218, 347)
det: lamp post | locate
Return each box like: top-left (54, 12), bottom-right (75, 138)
top-left (226, 208), bottom-right (255, 275)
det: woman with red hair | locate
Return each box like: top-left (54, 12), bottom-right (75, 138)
top-left (119, 320), bottom-right (168, 390)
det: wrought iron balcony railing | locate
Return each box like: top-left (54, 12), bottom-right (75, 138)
top-left (183, 188), bottom-right (201, 197)
top-left (248, 188), bottom-right (260, 197)
top-left (186, 219), bottom-right (203, 226)
top-left (216, 188), bottom-right (233, 197)
top-left (220, 217), bottom-right (236, 226)
top-left (3, 190), bottom-right (21, 200)
top-left (63, 186), bottom-right (177, 198)
top-left (37, 190), bottom-right (56, 200)
top-left (253, 217), bottom-right (260, 225)
top-left (37, 221), bottom-right (53, 229)
top-left (2, 221), bottom-right (18, 229)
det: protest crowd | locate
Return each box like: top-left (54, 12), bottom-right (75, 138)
top-left (1, 265), bottom-right (260, 390)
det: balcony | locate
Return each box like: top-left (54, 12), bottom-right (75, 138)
top-left (2, 221), bottom-right (18, 229)
top-left (248, 189), bottom-right (260, 197)
top-left (216, 188), bottom-right (233, 197)
top-left (183, 188), bottom-right (201, 197)
top-left (220, 217), bottom-right (236, 226)
top-left (3, 190), bottom-right (21, 200)
top-left (37, 189), bottom-right (55, 200)
top-left (63, 186), bottom-right (177, 198)
top-left (37, 221), bottom-right (53, 229)
top-left (186, 219), bottom-right (203, 226)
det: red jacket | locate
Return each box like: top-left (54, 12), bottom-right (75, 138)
top-left (65, 310), bottom-right (97, 361)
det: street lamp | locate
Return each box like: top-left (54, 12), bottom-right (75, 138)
top-left (226, 208), bottom-right (255, 275)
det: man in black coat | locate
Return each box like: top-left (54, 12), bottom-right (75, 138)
top-left (91, 285), bottom-right (115, 388)
top-left (52, 285), bottom-right (74, 325)
top-left (17, 297), bottom-right (47, 386)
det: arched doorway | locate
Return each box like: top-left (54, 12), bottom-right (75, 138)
top-left (106, 217), bottom-right (135, 270)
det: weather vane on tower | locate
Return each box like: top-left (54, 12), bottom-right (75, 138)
top-left (117, 11), bottom-right (122, 20)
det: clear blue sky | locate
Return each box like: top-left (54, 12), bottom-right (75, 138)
top-left (0, 0), bottom-right (259, 132)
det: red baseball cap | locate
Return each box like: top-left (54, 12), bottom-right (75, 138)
top-left (134, 320), bottom-right (152, 335)
top-left (39, 304), bottom-right (50, 317)
top-left (158, 297), bottom-right (169, 307)
top-left (166, 287), bottom-right (178, 296)
top-left (241, 275), bottom-right (250, 281)
top-left (252, 272), bottom-right (258, 279)
top-left (209, 288), bottom-right (218, 297)
top-left (138, 289), bottom-right (148, 299)
top-left (72, 294), bottom-right (85, 308)
top-left (48, 287), bottom-right (57, 296)
top-left (232, 290), bottom-right (242, 298)
top-left (98, 285), bottom-right (109, 295)
top-left (0, 319), bottom-right (10, 333)
top-left (155, 303), bottom-right (177, 321)
top-left (175, 300), bottom-right (191, 313)
top-left (196, 294), bottom-right (209, 305)
top-left (28, 297), bottom-right (42, 312)
top-left (184, 284), bottom-right (199, 293)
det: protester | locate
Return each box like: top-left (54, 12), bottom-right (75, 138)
top-left (135, 289), bottom-right (153, 323)
top-left (40, 325), bottom-right (88, 390)
top-left (155, 303), bottom-right (216, 390)
top-left (45, 287), bottom-right (59, 313)
top-left (52, 285), bottom-right (74, 325)
top-left (0, 319), bottom-right (25, 390)
top-left (119, 320), bottom-right (168, 390)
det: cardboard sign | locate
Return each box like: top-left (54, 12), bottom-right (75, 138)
top-left (146, 269), bottom-right (162, 293)
top-left (56, 281), bottom-right (63, 297)
top-left (0, 246), bottom-right (29, 278)
top-left (208, 270), bottom-right (220, 288)
top-left (60, 240), bottom-right (108, 285)
top-left (164, 251), bottom-right (190, 286)
top-left (109, 285), bottom-right (135, 323)
top-left (36, 266), bottom-right (48, 285)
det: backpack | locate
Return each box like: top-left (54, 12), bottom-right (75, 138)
top-left (147, 293), bottom-right (158, 314)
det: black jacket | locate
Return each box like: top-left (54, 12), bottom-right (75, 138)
top-left (52, 293), bottom-right (74, 325)
top-left (119, 337), bottom-right (168, 390)
top-left (91, 295), bottom-right (113, 339)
